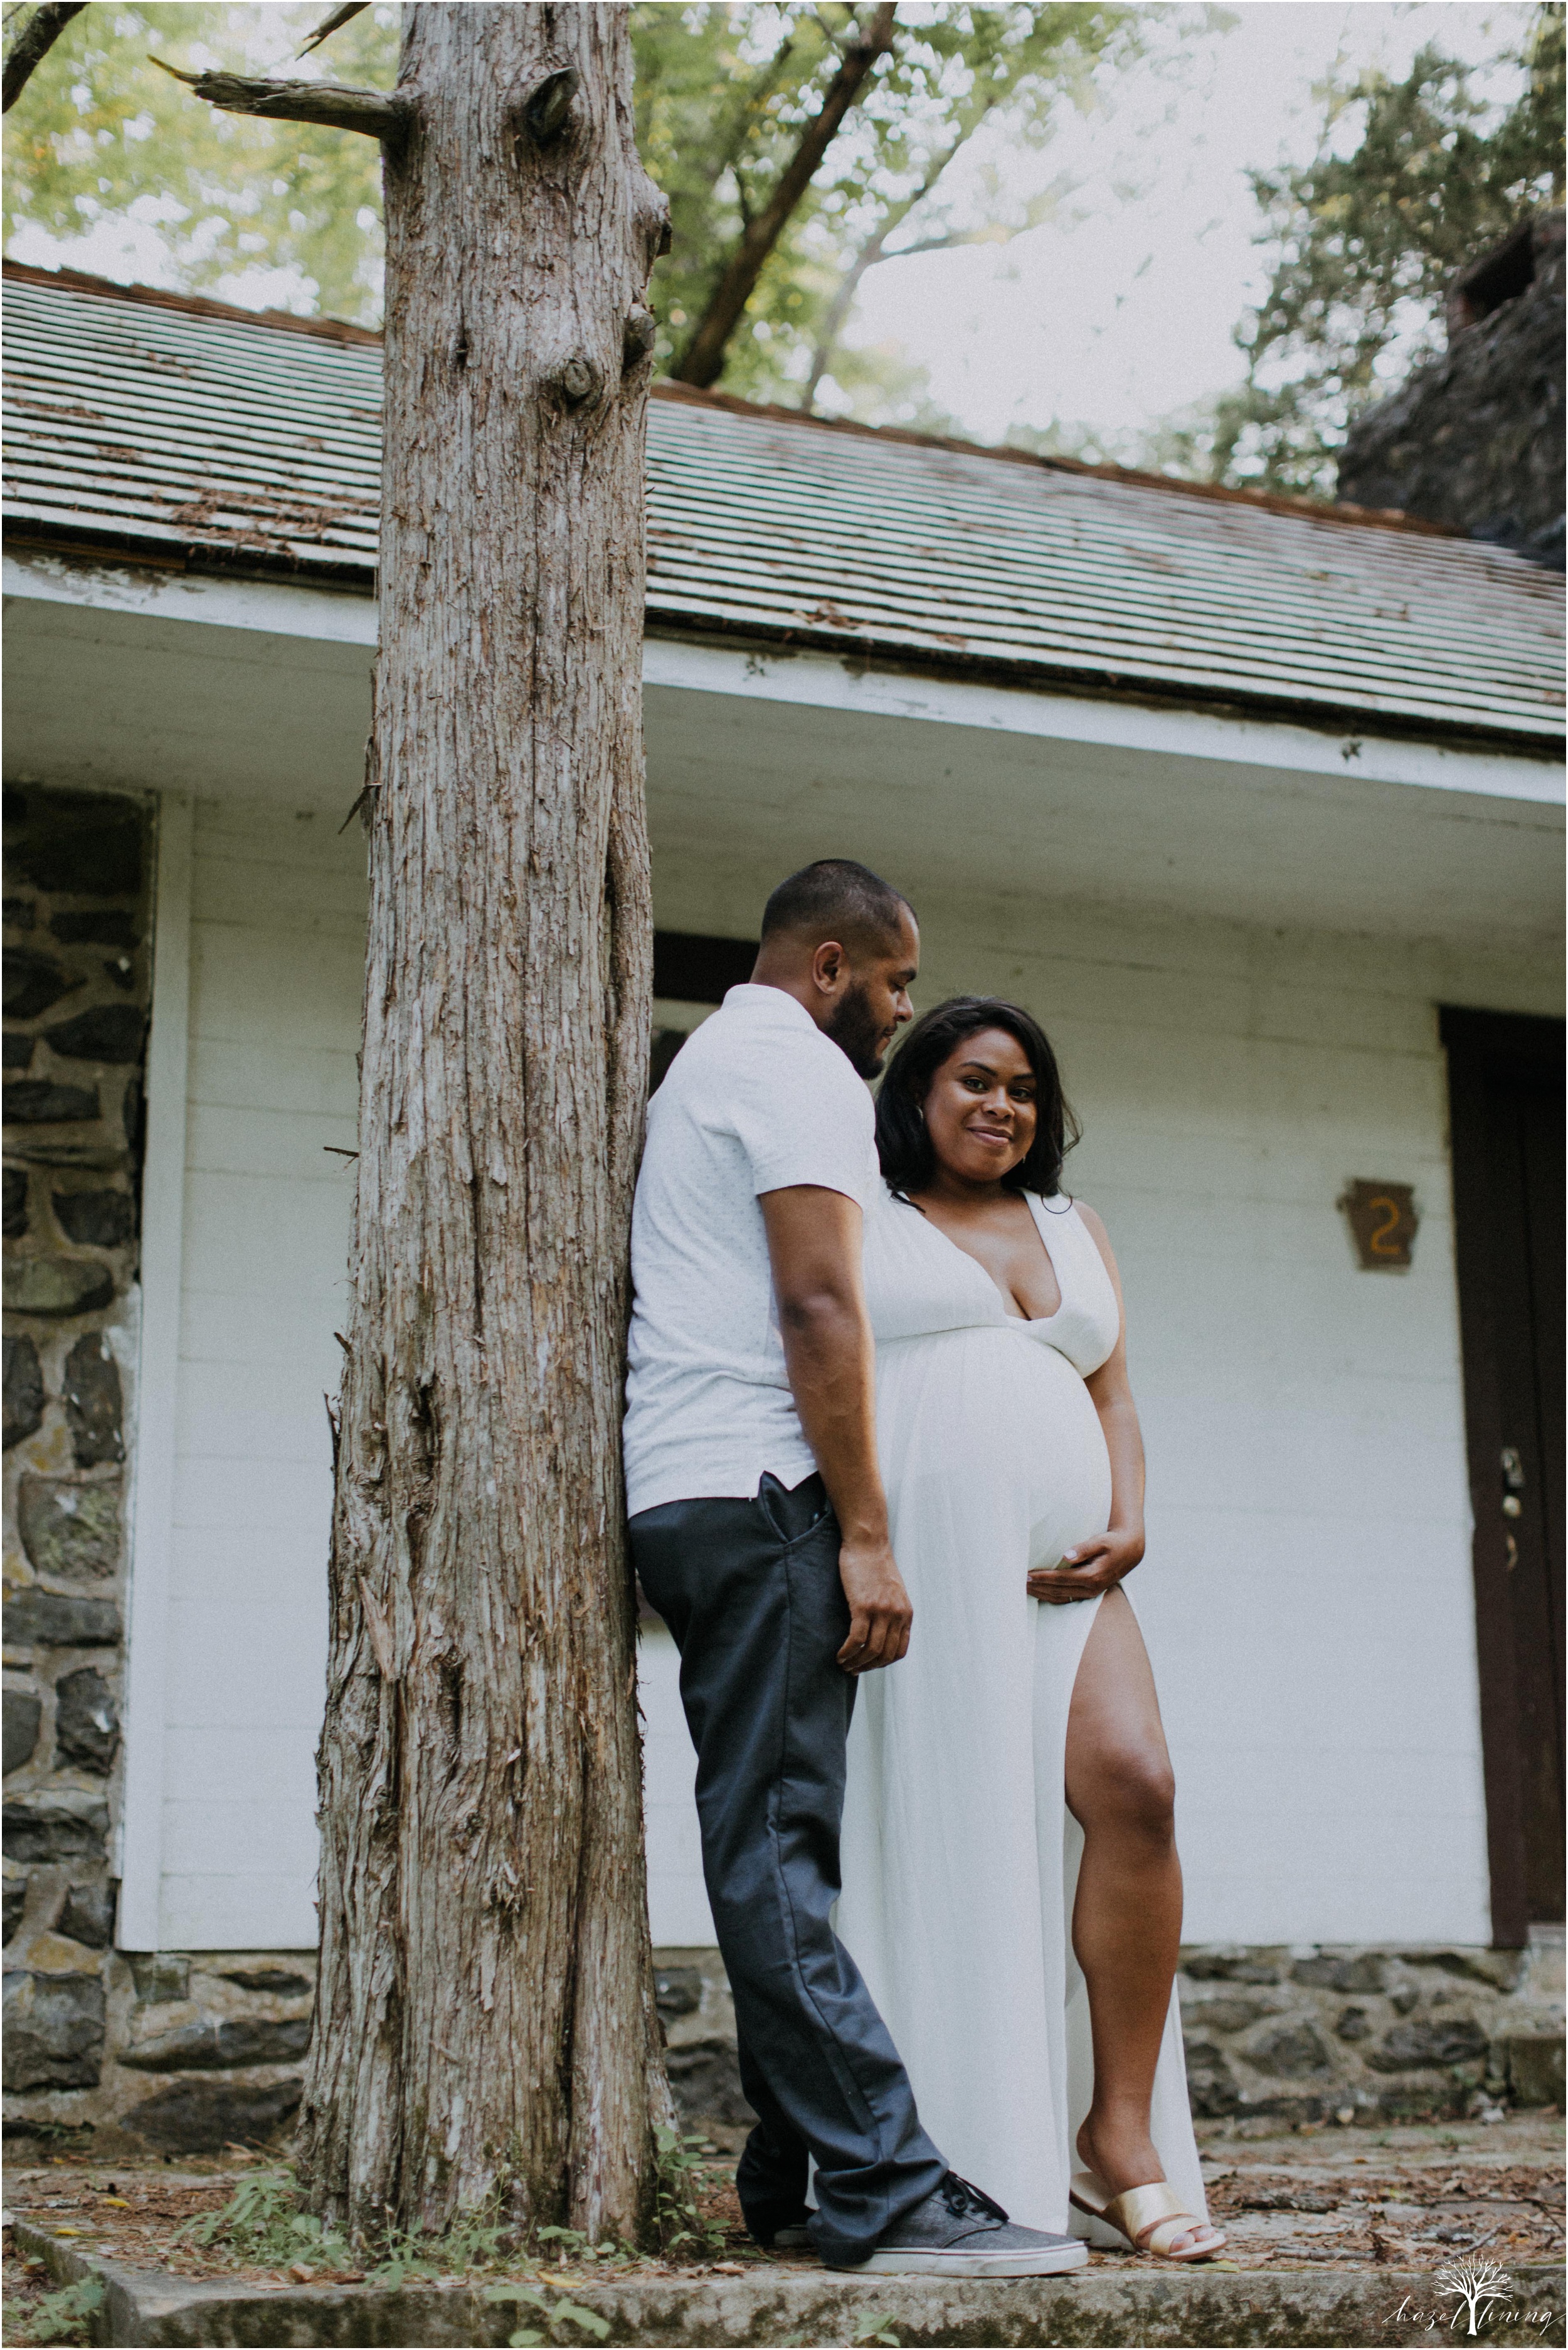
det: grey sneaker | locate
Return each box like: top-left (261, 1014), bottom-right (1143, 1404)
top-left (845, 2172), bottom-right (1088, 2277)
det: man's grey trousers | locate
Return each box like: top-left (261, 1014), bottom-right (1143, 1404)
top-left (630, 1469), bottom-right (946, 2268)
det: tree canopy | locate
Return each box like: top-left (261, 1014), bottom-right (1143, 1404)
top-left (3, 0), bottom-right (1136, 418)
top-left (1181, 1), bottom-right (1565, 495)
top-left (632, 2), bottom-right (1137, 415)
top-left (2, 3), bottom-right (398, 322)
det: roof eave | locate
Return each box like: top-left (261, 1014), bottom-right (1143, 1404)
top-left (6, 519), bottom-right (1558, 763)
top-left (644, 605), bottom-right (1565, 763)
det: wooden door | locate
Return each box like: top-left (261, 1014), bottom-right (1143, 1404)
top-left (1443, 1008), bottom-right (1565, 1941)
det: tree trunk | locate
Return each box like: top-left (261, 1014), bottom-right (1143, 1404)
top-left (296, 2), bottom-right (670, 2245)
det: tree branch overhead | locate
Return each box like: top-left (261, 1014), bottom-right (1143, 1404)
top-left (3, 0), bottom-right (85, 112)
top-left (671, 0), bottom-right (898, 388)
top-left (299, 1), bottom-right (370, 60)
top-left (150, 56), bottom-right (408, 142)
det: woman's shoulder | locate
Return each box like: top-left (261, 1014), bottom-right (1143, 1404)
top-left (1024, 1187), bottom-right (1095, 1223)
top-left (1029, 1190), bottom-right (1114, 1257)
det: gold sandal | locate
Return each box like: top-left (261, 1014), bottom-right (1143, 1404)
top-left (1069, 2171), bottom-right (1224, 2262)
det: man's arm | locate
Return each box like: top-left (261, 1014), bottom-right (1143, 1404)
top-left (760, 1185), bottom-right (911, 1672)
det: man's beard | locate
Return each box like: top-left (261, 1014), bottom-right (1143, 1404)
top-left (824, 980), bottom-right (889, 1079)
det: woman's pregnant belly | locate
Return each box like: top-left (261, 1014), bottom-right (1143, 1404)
top-left (876, 1325), bottom-right (1113, 1575)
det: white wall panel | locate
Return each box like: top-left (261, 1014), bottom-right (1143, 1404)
top-left (157, 797), bottom-right (363, 1947)
top-left (640, 1626), bottom-right (714, 1947)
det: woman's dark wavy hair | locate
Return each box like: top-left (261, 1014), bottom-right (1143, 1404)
top-left (876, 997), bottom-right (1081, 1200)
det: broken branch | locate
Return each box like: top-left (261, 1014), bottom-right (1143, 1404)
top-left (149, 55), bottom-right (408, 142)
top-left (298, 1), bottom-right (369, 59)
top-left (3, 0), bottom-right (85, 112)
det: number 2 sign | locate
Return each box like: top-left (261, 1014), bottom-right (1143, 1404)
top-left (1338, 1180), bottom-right (1419, 1271)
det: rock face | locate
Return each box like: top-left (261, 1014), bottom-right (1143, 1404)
top-left (3, 1334), bottom-right (45, 1447)
top-left (119, 2016), bottom-right (313, 2072)
top-left (3, 787), bottom-right (150, 2145)
top-left (4, 1691), bottom-right (42, 1776)
top-left (3, 1969), bottom-right (106, 2090)
top-left (3, 1803), bottom-right (110, 1865)
top-left (3, 1590), bottom-right (122, 1649)
top-left (61, 1336), bottom-right (125, 1468)
top-left (123, 2075), bottom-right (305, 2154)
top-left (16, 1478), bottom-right (121, 1581)
top-left (51, 1190), bottom-right (136, 1250)
top-left (56, 1882), bottom-right (115, 1949)
top-left (1338, 210), bottom-right (1565, 566)
top-left (3, 1259), bottom-right (116, 1319)
top-left (53, 1670), bottom-right (120, 1775)
top-left (1179, 1943), bottom-right (1564, 2124)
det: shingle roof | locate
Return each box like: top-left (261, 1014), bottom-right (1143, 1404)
top-left (4, 263), bottom-right (1561, 749)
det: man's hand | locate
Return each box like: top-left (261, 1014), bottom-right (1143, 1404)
top-left (837, 1533), bottom-right (913, 1671)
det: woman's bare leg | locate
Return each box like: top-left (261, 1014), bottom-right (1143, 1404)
top-left (1064, 1587), bottom-right (1217, 2252)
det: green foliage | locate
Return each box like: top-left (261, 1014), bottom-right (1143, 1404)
top-left (4, 1), bottom-right (1136, 418)
top-left (1194, 2), bottom-right (1565, 495)
top-left (18, 2273), bottom-right (104, 2346)
top-left (177, 2162), bottom-right (642, 2288)
top-left (632, 2), bottom-right (1139, 412)
top-left (850, 2314), bottom-right (903, 2347)
top-left (2, 3), bottom-right (398, 322)
top-left (178, 2164), bottom-right (357, 2275)
top-left (485, 2284), bottom-right (613, 2347)
top-left (651, 2123), bottom-right (728, 2257)
top-left (362, 2195), bottom-right (521, 2287)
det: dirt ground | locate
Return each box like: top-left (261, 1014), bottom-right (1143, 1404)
top-left (4, 2110), bottom-right (1562, 2339)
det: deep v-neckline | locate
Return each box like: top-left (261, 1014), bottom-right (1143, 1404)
top-left (913, 1192), bottom-right (1064, 1325)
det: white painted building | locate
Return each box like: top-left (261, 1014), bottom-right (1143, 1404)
top-left (3, 268), bottom-right (1562, 2140)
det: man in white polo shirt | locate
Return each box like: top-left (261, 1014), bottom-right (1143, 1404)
top-left (625, 860), bottom-right (1085, 2280)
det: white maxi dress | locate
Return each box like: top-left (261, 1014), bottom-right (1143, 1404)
top-left (837, 1185), bottom-right (1208, 2238)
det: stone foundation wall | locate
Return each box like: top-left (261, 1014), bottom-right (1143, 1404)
top-left (4, 785), bottom-right (150, 2144)
top-left (655, 1941), bottom-right (1567, 2146)
top-left (1177, 1938), bottom-right (1563, 2131)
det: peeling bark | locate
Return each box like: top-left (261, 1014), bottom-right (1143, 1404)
top-left (294, 3), bottom-right (671, 2244)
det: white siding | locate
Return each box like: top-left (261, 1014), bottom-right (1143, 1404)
top-left (143, 803), bottom-right (1532, 1952)
top-left (158, 799), bottom-right (364, 1947)
top-left (640, 1626), bottom-right (714, 1946)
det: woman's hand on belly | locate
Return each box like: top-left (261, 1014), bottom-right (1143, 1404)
top-left (1027, 1523), bottom-right (1145, 1604)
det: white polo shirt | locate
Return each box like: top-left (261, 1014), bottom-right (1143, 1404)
top-left (623, 984), bottom-right (878, 1518)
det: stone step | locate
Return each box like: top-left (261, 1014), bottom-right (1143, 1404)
top-left (13, 2220), bottom-right (1564, 2348)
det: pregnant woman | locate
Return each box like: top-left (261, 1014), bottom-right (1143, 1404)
top-left (837, 997), bottom-right (1222, 2262)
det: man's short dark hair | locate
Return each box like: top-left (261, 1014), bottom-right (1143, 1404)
top-left (760, 859), bottom-right (914, 951)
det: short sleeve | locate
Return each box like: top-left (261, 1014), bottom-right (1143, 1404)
top-left (727, 1037), bottom-right (874, 1209)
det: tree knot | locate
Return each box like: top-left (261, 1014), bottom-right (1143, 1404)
top-left (622, 306), bottom-right (657, 374)
top-left (519, 65), bottom-right (578, 147)
top-left (555, 354), bottom-right (603, 409)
